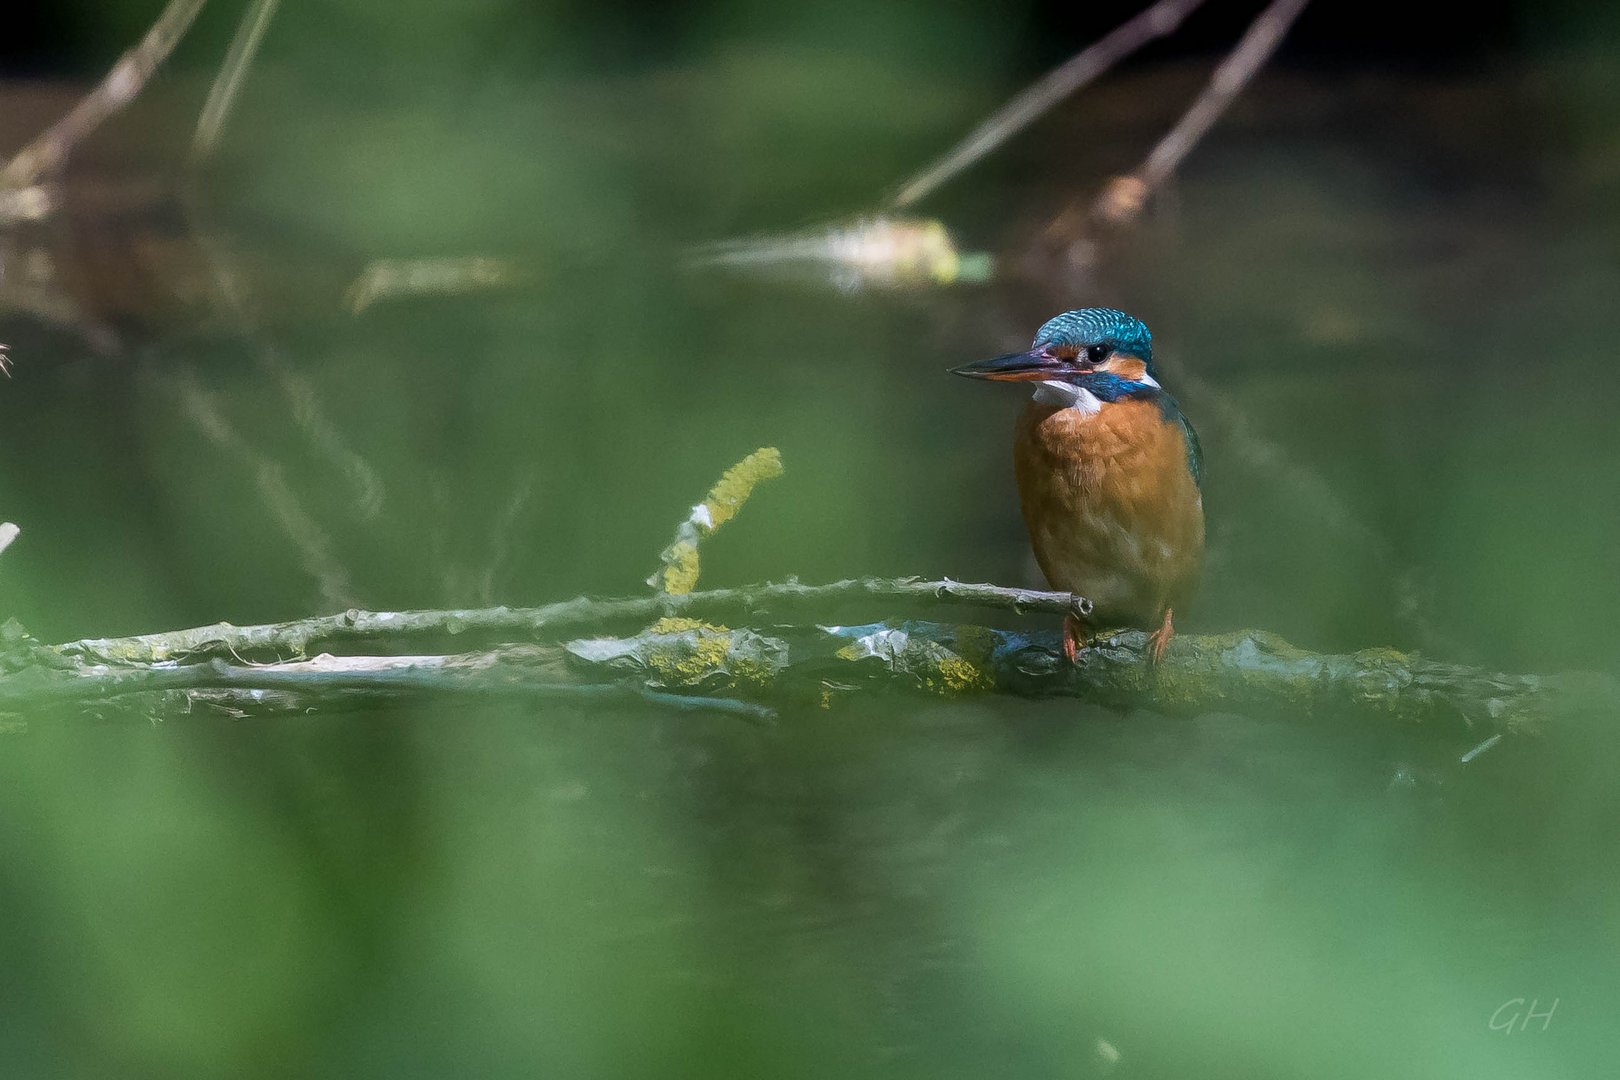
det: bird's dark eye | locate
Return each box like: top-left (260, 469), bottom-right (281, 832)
top-left (1084, 344), bottom-right (1109, 365)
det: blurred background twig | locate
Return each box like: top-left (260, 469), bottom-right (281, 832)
top-left (1091, 0), bottom-right (1313, 229)
top-left (0, 0), bottom-right (208, 190)
top-left (190, 0), bottom-right (279, 162)
top-left (889, 0), bottom-right (1209, 209)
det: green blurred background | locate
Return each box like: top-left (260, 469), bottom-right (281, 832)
top-left (1, 0), bottom-right (1618, 1076)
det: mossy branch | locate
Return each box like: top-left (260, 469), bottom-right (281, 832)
top-left (563, 619), bottom-right (1611, 735)
top-left (4, 584), bottom-right (1608, 735)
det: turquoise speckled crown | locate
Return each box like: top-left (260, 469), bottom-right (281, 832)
top-left (1033, 308), bottom-right (1154, 370)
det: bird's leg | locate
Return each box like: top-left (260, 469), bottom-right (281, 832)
top-left (1062, 594), bottom-right (1093, 663)
top-left (1062, 612), bottom-right (1085, 663)
top-left (1147, 606), bottom-right (1175, 664)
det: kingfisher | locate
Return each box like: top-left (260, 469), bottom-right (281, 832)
top-left (952, 308), bottom-right (1203, 663)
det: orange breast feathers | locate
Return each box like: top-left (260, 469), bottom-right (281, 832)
top-left (1012, 398), bottom-right (1204, 628)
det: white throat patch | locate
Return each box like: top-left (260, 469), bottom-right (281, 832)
top-left (1033, 380), bottom-right (1102, 415)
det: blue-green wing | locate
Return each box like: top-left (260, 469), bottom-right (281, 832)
top-left (1178, 412), bottom-right (1203, 488)
top-left (1151, 392), bottom-right (1203, 489)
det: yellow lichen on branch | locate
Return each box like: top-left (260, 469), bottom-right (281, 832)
top-left (699, 447), bottom-right (783, 530)
top-left (571, 618), bottom-right (783, 691)
top-left (657, 543), bottom-right (704, 597)
top-left (651, 448), bottom-right (784, 595)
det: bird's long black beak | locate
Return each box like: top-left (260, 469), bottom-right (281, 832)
top-left (950, 347), bottom-right (1070, 382)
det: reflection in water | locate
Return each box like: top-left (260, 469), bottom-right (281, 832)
top-left (185, 188), bottom-right (389, 522)
top-left (173, 366), bottom-right (360, 607)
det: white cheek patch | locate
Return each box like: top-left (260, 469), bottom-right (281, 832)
top-left (1136, 373), bottom-right (1160, 388)
top-left (1033, 380), bottom-right (1102, 415)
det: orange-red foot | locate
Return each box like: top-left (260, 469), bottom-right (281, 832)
top-left (1146, 607), bottom-right (1175, 664)
top-left (1062, 612), bottom-right (1087, 664)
